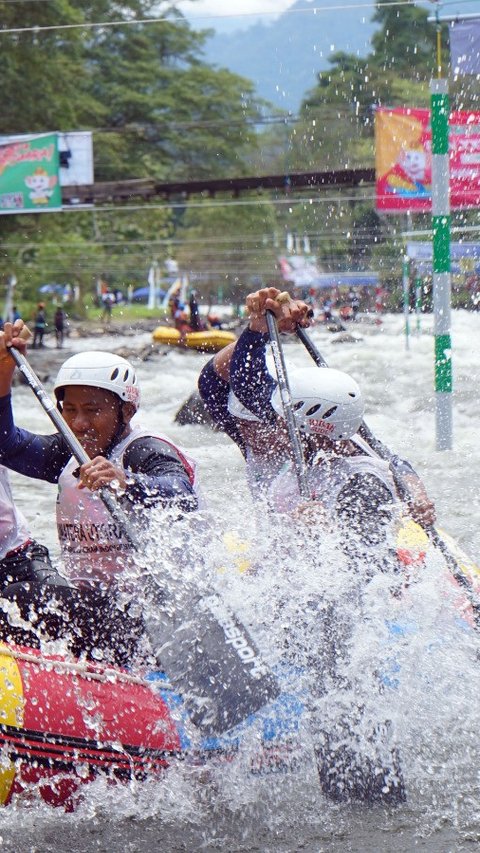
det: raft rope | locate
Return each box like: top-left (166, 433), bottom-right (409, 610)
top-left (0, 646), bottom-right (174, 690)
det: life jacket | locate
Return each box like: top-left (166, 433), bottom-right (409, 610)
top-left (268, 440), bottom-right (398, 517)
top-left (244, 447), bottom-right (285, 497)
top-left (56, 425), bottom-right (198, 588)
top-left (0, 467), bottom-right (30, 557)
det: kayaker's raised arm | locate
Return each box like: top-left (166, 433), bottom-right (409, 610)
top-left (198, 342), bottom-right (247, 455)
top-left (230, 287), bottom-right (312, 420)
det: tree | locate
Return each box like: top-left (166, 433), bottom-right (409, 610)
top-left (176, 199), bottom-right (279, 304)
top-left (1, 1), bottom-right (105, 134)
top-left (371, 0), bottom-right (441, 79)
top-left (79, 5), bottom-right (263, 180)
top-left (0, 0), bottom-right (265, 291)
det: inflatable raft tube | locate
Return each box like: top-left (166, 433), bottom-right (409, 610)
top-left (0, 645), bottom-right (181, 809)
top-left (152, 326), bottom-right (236, 353)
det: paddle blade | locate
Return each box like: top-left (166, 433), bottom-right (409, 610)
top-left (144, 592), bottom-right (280, 736)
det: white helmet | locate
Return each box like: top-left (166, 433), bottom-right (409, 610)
top-left (227, 390), bottom-right (261, 422)
top-left (54, 351), bottom-right (140, 410)
top-left (271, 367), bottom-right (364, 441)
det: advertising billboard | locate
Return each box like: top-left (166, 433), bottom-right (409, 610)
top-left (0, 133), bottom-right (61, 215)
top-left (375, 107), bottom-right (480, 212)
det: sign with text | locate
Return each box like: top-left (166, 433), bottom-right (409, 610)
top-left (0, 133), bottom-right (61, 215)
top-left (375, 107), bottom-right (480, 212)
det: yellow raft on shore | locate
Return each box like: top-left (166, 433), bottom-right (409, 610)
top-left (152, 326), bottom-right (236, 353)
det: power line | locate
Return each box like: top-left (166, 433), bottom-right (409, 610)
top-left (0, 225), bottom-right (394, 248)
top-left (0, 2), bottom-right (424, 36)
top-left (0, 232), bottom-right (387, 249)
top-left (59, 193), bottom-right (378, 214)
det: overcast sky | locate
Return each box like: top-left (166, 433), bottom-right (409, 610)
top-left (176, 0), bottom-right (480, 30)
top-left (176, 0), bottom-right (292, 27)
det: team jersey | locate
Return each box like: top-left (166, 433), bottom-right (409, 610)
top-left (56, 425), bottom-right (198, 586)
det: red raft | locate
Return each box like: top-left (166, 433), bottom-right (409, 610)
top-left (0, 644), bottom-right (181, 810)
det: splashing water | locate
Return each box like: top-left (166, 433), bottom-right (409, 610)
top-left (0, 312), bottom-right (479, 851)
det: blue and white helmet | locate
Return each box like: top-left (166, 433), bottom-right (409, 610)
top-left (271, 367), bottom-right (364, 440)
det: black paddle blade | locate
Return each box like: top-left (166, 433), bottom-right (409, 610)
top-left (144, 592), bottom-right (280, 736)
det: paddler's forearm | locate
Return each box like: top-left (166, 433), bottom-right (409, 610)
top-left (123, 471), bottom-right (198, 513)
top-left (198, 359), bottom-right (247, 454)
top-left (230, 328), bottom-right (276, 422)
top-left (0, 357), bottom-right (16, 398)
top-left (0, 394), bottom-right (69, 482)
top-left (0, 321), bottom-right (31, 395)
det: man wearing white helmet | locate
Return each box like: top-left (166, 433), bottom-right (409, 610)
top-left (199, 287), bottom-right (435, 534)
top-left (213, 296), bottom-right (397, 548)
top-left (0, 321), bottom-right (198, 662)
top-left (200, 287), bottom-right (421, 805)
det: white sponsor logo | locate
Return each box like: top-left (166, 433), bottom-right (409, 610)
top-left (206, 597), bottom-right (270, 680)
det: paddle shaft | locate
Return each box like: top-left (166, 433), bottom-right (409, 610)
top-left (266, 311), bottom-right (310, 500)
top-left (296, 326), bottom-right (328, 368)
top-left (295, 327), bottom-right (480, 625)
top-left (9, 345), bottom-right (280, 732)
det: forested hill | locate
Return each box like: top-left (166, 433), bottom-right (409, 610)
top-left (1, 0), bottom-right (476, 311)
top-left (201, 0), bottom-right (375, 112)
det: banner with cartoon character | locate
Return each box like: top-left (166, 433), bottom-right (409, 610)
top-left (0, 133), bottom-right (61, 214)
top-left (375, 107), bottom-right (480, 212)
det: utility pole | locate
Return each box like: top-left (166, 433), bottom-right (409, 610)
top-left (427, 4), bottom-right (480, 448)
top-left (430, 3), bottom-right (452, 450)
top-left (402, 255), bottom-right (410, 351)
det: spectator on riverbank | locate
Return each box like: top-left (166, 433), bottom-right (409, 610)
top-left (54, 307), bottom-right (65, 349)
top-left (32, 303), bottom-right (47, 349)
top-left (101, 291), bottom-right (115, 324)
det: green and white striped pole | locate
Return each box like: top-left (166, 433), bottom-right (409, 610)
top-left (430, 76), bottom-right (452, 450)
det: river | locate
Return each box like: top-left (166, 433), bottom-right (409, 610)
top-left (0, 311), bottom-right (479, 852)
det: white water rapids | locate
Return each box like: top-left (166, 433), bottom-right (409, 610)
top-left (0, 311), bottom-right (479, 852)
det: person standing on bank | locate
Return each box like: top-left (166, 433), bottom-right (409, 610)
top-left (0, 321), bottom-right (199, 663)
top-left (32, 303), bottom-right (47, 349)
top-left (54, 307), bottom-right (65, 348)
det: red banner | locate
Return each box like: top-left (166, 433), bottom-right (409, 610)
top-left (375, 107), bottom-right (480, 212)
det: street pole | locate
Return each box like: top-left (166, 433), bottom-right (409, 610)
top-left (402, 255), bottom-right (410, 351)
top-left (430, 14), bottom-right (452, 450)
top-left (147, 261), bottom-right (158, 310)
top-left (426, 5), bottom-right (480, 447)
